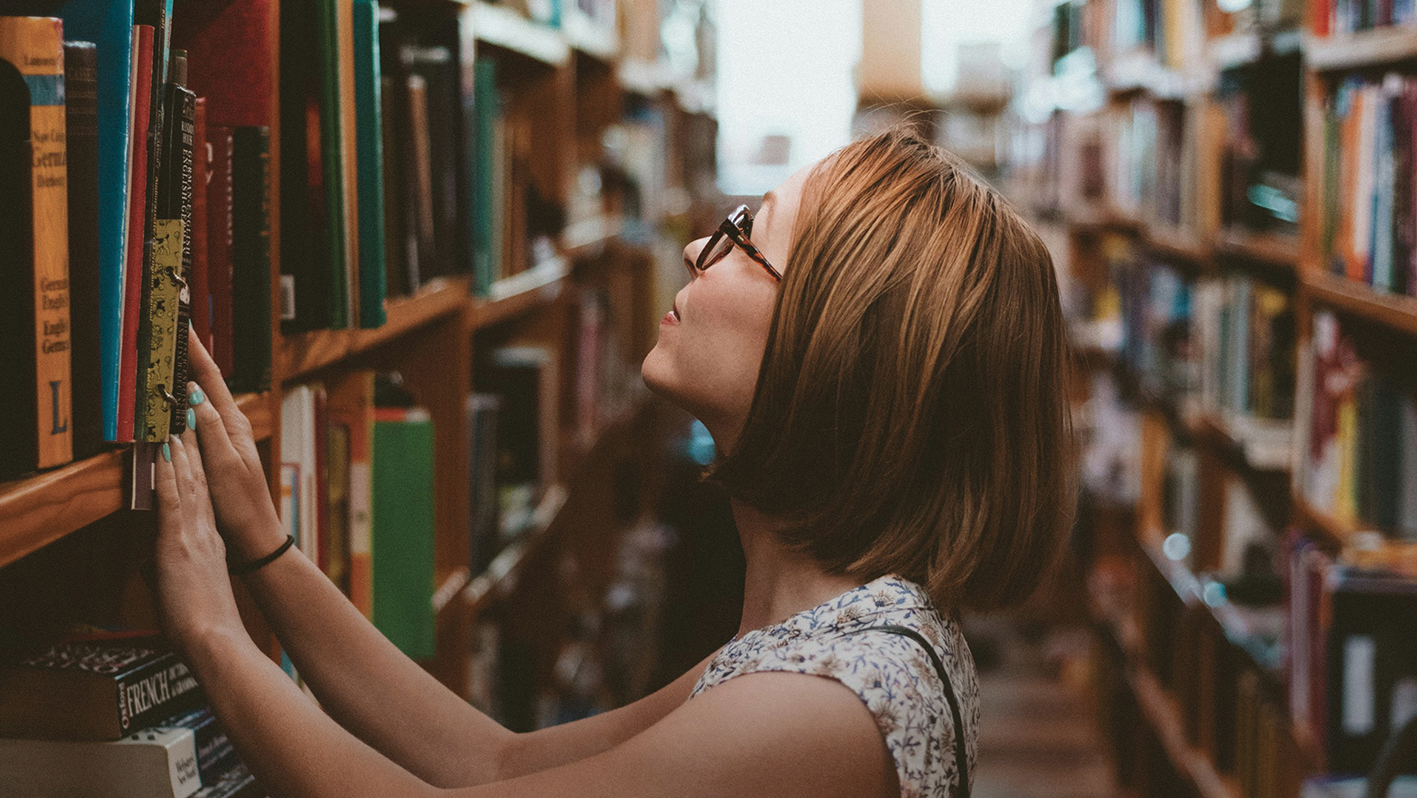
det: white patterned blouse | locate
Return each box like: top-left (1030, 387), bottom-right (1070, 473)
top-left (689, 574), bottom-right (980, 798)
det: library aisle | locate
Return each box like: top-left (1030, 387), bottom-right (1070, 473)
top-left (968, 616), bottom-right (1124, 798)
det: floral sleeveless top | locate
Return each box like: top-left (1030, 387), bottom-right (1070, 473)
top-left (689, 574), bottom-right (979, 798)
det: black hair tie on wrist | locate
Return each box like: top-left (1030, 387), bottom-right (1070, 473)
top-left (228, 535), bottom-right (295, 575)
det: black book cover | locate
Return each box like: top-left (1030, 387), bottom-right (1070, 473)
top-left (159, 51), bottom-right (196, 434)
top-left (0, 57), bottom-right (36, 479)
top-left (64, 41), bottom-right (103, 460)
top-left (231, 126), bottom-right (271, 394)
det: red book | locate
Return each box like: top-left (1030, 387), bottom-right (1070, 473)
top-left (190, 97), bottom-right (211, 350)
top-left (206, 126), bottom-right (235, 376)
top-left (170, 0), bottom-right (273, 128)
top-left (117, 25), bottom-right (154, 443)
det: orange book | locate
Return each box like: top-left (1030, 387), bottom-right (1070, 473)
top-left (0, 16), bottom-right (72, 469)
top-left (326, 370), bottom-right (375, 618)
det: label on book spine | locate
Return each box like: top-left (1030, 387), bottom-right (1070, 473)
top-left (139, 219), bottom-right (184, 441)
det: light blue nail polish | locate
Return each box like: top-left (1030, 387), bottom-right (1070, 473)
top-left (161, 442), bottom-right (171, 463)
top-left (187, 408), bottom-right (197, 429)
top-left (188, 385), bottom-right (205, 406)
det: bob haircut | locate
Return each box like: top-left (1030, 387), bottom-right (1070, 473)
top-left (706, 127), bottom-right (1075, 613)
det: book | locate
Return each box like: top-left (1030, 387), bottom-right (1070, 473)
top-left (137, 218), bottom-right (185, 441)
top-left (156, 51), bottom-right (196, 436)
top-left (0, 723), bottom-right (203, 798)
top-left (205, 125), bottom-right (235, 378)
top-left (56, 0), bottom-right (136, 445)
top-left (118, 24), bottom-right (155, 443)
top-left (281, 384), bottom-right (320, 558)
top-left (327, 370), bottom-right (375, 617)
top-left (372, 403), bottom-right (436, 660)
top-left (0, 24), bottom-right (37, 479)
top-left (0, 636), bottom-right (203, 741)
top-left (63, 40), bottom-right (104, 461)
top-left (472, 56), bottom-right (500, 294)
top-left (0, 16), bottom-right (73, 473)
top-left (353, 0), bottom-right (387, 328)
top-left (230, 126), bottom-right (270, 393)
top-left (190, 96), bottom-right (210, 371)
top-left (466, 393), bottom-right (500, 573)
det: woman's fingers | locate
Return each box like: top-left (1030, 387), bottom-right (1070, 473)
top-left (186, 326), bottom-right (252, 446)
top-left (179, 426), bottom-right (215, 519)
top-left (155, 438), bottom-right (182, 520)
top-left (168, 434), bottom-right (201, 510)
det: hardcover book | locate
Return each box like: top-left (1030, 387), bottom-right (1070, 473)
top-left (64, 40), bottom-right (104, 460)
top-left (0, 637), bottom-right (204, 741)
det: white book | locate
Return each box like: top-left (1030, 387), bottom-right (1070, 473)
top-left (0, 724), bottom-right (201, 798)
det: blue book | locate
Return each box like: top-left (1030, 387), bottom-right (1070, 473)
top-left (353, 0), bottom-right (386, 328)
top-left (57, 0), bottom-right (134, 443)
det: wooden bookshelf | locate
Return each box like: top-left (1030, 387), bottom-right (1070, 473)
top-left (474, 259), bottom-right (570, 329)
top-left (1213, 227), bottom-right (1301, 270)
top-left (1144, 225), bottom-right (1213, 266)
top-left (468, 1), bottom-right (571, 67)
top-left (278, 277), bottom-right (473, 383)
top-left (1301, 271), bottom-right (1417, 338)
top-left (1292, 495), bottom-right (1361, 549)
top-left (1305, 28), bottom-right (1417, 72)
top-left (0, 392), bottom-right (272, 570)
top-left (1130, 667), bottom-right (1242, 798)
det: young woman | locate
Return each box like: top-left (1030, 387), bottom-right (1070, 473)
top-left (154, 128), bottom-right (1073, 798)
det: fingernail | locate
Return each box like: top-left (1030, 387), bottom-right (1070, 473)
top-left (161, 442), bottom-right (171, 463)
top-left (186, 408), bottom-right (197, 429)
top-left (188, 384), bottom-right (205, 406)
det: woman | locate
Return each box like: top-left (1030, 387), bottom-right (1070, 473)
top-left (155, 128), bottom-right (1073, 797)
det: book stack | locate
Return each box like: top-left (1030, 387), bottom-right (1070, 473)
top-left (0, 3), bottom-right (276, 494)
top-left (0, 631), bottom-right (259, 797)
top-left (1320, 75), bottom-right (1417, 299)
top-left (1295, 310), bottom-right (1417, 537)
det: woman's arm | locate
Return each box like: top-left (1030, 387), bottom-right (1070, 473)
top-left (180, 328), bottom-right (718, 785)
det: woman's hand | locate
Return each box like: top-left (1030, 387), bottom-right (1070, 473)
top-left (184, 327), bottom-right (286, 563)
top-left (154, 426), bottom-right (247, 659)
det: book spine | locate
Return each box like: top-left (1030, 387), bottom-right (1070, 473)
top-left (189, 97), bottom-right (210, 376)
top-left (159, 708), bottom-right (238, 784)
top-left (0, 17), bottom-right (73, 470)
top-left (230, 126), bottom-right (270, 393)
top-left (65, 41), bottom-right (104, 461)
top-left (372, 406), bottom-right (436, 659)
top-left (118, 24), bottom-right (154, 443)
top-left (205, 126), bottom-right (234, 377)
top-left (166, 71), bottom-right (195, 434)
top-left (0, 36), bottom-right (36, 479)
top-left (320, 0), bottom-right (349, 330)
top-left (115, 654), bottom-right (204, 736)
top-left (353, 0), bottom-right (387, 328)
top-left (137, 218), bottom-right (184, 441)
top-left (56, 0), bottom-right (135, 446)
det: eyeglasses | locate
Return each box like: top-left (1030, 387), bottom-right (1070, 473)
top-left (694, 204), bottom-right (782, 281)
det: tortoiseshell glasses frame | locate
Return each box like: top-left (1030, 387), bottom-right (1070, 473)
top-left (694, 204), bottom-right (782, 281)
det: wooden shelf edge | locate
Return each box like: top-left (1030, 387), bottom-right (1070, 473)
top-left (1302, 272), bottom-right (1417, 337)
top-left (278, 277), bottom-right (471, 383)
top-left (1145, 226), bottom-right (1213, 264)
top-left (473, 259), bottom-right (569, 329)
top-left (1292, 494), bottom-right (1357, 548)
top-left (1213, 228), bottom-right (1301, 270)
top-left (0, 391), bottom-right (272, 570)
top-left (469, 2), bottom-right (570, 67)
top-left (1129, 666), bottom-right (1241, 798)
top-left (562, 12), bottom-right (618, 63)
top-left (1305, 28), bottom-right (1417, 72)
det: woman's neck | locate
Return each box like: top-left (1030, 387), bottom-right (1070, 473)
top-left (731, 500), bottom-right (866, 637)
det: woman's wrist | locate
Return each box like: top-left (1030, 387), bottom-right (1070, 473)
top-left (228, 515), bottom-right (289, 569)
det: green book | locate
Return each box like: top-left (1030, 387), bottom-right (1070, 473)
top-left (471, 57), bottom-right (500, 296)
top-left (371, 406), bottom-right (435, 660)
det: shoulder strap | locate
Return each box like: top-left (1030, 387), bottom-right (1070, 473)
top-left (858, 623), bottom-right (971, 798)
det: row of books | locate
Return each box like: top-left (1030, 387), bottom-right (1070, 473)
top-left (1312, 0), bottom-right (1417, 36)
top-left (1216, 54), bottom-right (1304, 239)
top-left (1296, 310), bottom-right (1417, 538)
top-left (1107, 96), bottom-right (1198, 233)
top-left (0, 629), bottom-right (259, 797)
top-left (0, 3), bottom-right (274, 481)
top-left (1285, 528), bottom-right (1417, 776)
top-left (1114, 252), bottom-right (1297, 429)
top-left (1321, 74), bottom-right (1417, 298)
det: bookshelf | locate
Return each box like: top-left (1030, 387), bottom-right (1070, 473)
top-left (1012, 0), bottom-right (1417, 792)
top-left (0, 0), bottom-right (721, 764)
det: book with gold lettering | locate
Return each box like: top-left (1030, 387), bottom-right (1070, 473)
top-left (0, 635), bottom-right (204, 742)
top-left (0, 16), bottom-right (72, 475)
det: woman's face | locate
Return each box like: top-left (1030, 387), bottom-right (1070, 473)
top-left (642, 163), bottom-right (812, 443)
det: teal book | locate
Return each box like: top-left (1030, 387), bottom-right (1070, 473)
top-left (353, 0), bottom-right (386, 328)
top-left (57, 0), bottom-right (133, 443)
top-left (471, 57), bottom-right (499, 296)
top-left (371, 406), bottom-right (435, 661)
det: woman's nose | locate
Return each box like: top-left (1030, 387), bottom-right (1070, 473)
top-left (683, 238), bottom-right (707, 279)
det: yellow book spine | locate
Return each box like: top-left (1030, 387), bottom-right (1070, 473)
top-left (0, 16), bottom-right (72, 469)
top-left (139, 219), bottom-right (183, 441)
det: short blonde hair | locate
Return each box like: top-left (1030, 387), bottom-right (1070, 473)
top-left (707, 128), bottom-right (1074, 612)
